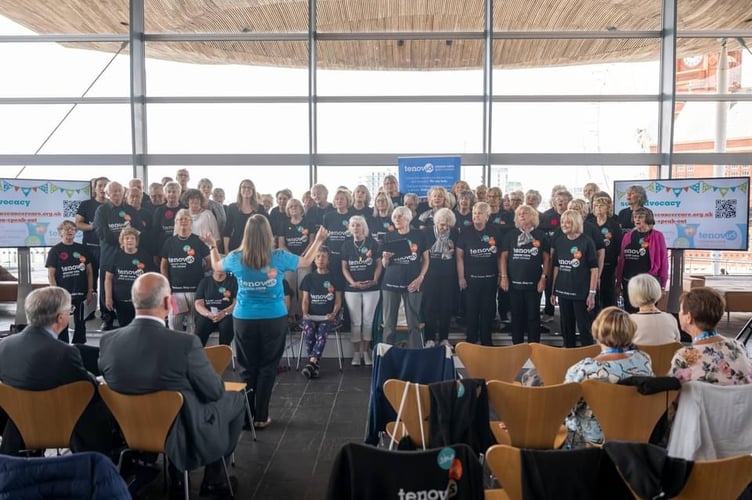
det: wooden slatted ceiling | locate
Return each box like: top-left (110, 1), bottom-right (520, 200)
top-left (1, 0), bottom-right (750, 69)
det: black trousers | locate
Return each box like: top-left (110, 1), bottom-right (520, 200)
top-left (233, 315), bottom-right (287, 422)
top-left (599, 266), bottom-right (617, 309)
top-left (558, 298), bottom-right (594, 348)
top-left (59, 295), bottom-right (88, 344)
top-left (509, 288), bottom-right (542, 344)
top-left (464, 278), bottom-right (497, 346)
top-left (422, 272), bottom-right (455, 342)
top-left (195, 315), bottom-right (234, 346)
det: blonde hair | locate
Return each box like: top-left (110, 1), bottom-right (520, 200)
top-left (593, 307), bottom-right (637, 348)
top-left (514, 205), bottom-right (540, 228)
top-left (239, 214), bottom-right (274, 269)
top-left (118, 227), bottom-right (141, 247)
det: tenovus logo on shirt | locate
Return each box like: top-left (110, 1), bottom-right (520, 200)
top-left (397, 488), bottom-right (452, 500)
top-left (240, 278), bottom-right (277, 288)
top-left (512, 246), bottom-right (539, 256)
top-left (624, 248), bottom-right (646, 257)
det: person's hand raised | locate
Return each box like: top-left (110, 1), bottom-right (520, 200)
top-left (315, 226), bottom-right (329, 242)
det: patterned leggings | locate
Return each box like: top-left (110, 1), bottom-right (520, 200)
top-left (301, 318), bottom-right (340, 360)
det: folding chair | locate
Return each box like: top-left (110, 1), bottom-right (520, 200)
top-left (0, 381), bottom-right (94, 455)
top-left (295, 320), bottom-right (344, 372)
top-left (528, 343), bottom-right (601, 385)
top-left (204, 345), bottom-right (257, 442)
top-left (674, 454), bottom-right (752, 500)
top-left (455, 342), bottom-right (531, 383)
top-left (99, 385), bottom-right (233, 500)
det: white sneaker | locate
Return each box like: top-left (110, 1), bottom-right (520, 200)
top-left (541, 314), bottom-right (555, 323)
top-left (424, 340), bottom-right (436, 348)
top-left (351, 353), bottom-right (361, 366)
top-left (440, 339), bottom-right (450, 347)
top-left (363, 350), bottom-right (373, 366)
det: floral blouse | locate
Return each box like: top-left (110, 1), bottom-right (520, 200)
top-left (670, 338), bottom-right (752, 386)
top-left (564, 351), bottom-right (654, 446)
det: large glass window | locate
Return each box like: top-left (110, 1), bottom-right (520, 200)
top-left (318, 102), bottom-right (483, 153)
top-left (673, 101), bottom-right (752, 154)
top-left (147, 103), bottom-right (309, 154)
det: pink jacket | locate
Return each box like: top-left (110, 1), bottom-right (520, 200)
top-left (616, 229), bottom-right (668, 288)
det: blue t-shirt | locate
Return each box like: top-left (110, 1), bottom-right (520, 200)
top-left (222, 249), bottom-right (299, 319)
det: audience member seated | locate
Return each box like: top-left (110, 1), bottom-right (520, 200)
top-left (670, 287), bottom-right (752, 385)
top-left (0, 287), bottom-right (117, 457)
top-left (99, 272), bottom-right (246, 497)
top-left (627, 273), bottom-right (680, 345)
top-left (564, 307), bottom-right (654, 447)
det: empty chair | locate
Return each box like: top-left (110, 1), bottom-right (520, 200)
top-left (486, 380), bottom-right (582, 449)
top-left (635, 342), bottom-right (682, 376)
top-left (674, 454), bottom-right (752, 500)
top-left (580, 379), bottom-right (678, 444)
top-left (455, 342), bottom-right (531, 383)
top-left (382, 379), bottom-right (431, 448)
top-left (0, 381), bottom-right (94, 454)
top-left (528, 343), bottom-right (601, 385)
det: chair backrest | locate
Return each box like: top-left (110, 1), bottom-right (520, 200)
top-left (455, 342), bottom-right (531, 383)
top-left (674, 454), bottom-right (752, 500)
top-left (580, 379), bottom-right (678, 443)
top-left (0, 380), bottom-right (94, 450)
top-left (382, 379), bottom-right (431, 448)
top-left (485, 444), bottom-right (523, 500)
top-left (634, 342), bottom-right (682, 376)
top-left (487, 380), bottom-right (582, 449)
top-left (98, 384), bottom-right (183, 454)
top-left (528, 343), bottom-right (601, 385)
top-left (204, 344), bottom-right (233, 375)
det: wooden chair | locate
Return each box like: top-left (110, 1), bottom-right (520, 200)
top-left (635, 342), bottom-right (682, 376)
top-left (674, 454), bottom-right (752, 499)
top-left (204, 345), bottom-right (256, 442)
top-left (98, 384), bottom-right (232, 499)
top-left (580, 379), bottom-right (678, 443)
top-left (455, 342), bottom-right (531, 383)
top-left (485, 444), bottom-right (523, 500)
top-left (0, 380), bottom-right (94, 454)
top-left (382, 379), bottom-right (431, 448)
top-left (486, 380), bottom-right (582, 449)
top-left (528, 343), bottom-right (601, 385)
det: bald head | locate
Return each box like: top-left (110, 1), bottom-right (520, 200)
top-left (131, 272), bottom-right (171, 310)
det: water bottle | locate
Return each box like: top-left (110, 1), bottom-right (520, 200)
top-left (617, 295), bottom-right (625, 309)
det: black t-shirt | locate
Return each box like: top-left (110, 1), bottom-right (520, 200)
top-left (489, 209), bottom-right (514, 229)
top-left (152, 204), bottom-right (185, 249)
top-left (503, 228), bottom-right (550, 290)
top-left (300, 270), bottom-right (340, 316)
top-left (453, 209), bottom-right (473, 233)
top-left (281, 219), bottom-right (314, 256)
top-left (160, 233), bottom-right (210, 292)
top-left (423, 227), bottom-right (459, 278)
top-left (108, 248), bottom-right (156, 300)
top-left (617, 207), bottom-right (635, 232)
top-left (303, 204), bottom-right (335, 232)
top-left (196, 273), bottom-right (238, 310)
top-left (456, 225), bottom-right (501, 281)
top-left (350, 205), bottom-right (371, 218)
top-left (552, 233), bottom-right (598, 300)
top-left (622, 229), bottom-right (652, 281)
top-left (340, 237), bottom-right (380, 292)
top-left (379, 229), bottom-right (427, 291)
top-left (76, 198), bottom-right (103, 248)
top-left (45, 242), bottom-right (92, 297)
top-left (323, 210), bottom-right (353, 257)
top-left (370, 215), bottom-right (394, 244)
top-left (596, 216), bottom-right (623, 268)
top-left (223, 203), bottom-right (268, 253)
top-left (268, 206), bottom-right (288, 237)
top-left (551, 221), bottom-right (605, 254)
top-left (539, 208), bottom-right (561, 239)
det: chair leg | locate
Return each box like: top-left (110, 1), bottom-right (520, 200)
top-left (335, 329), bottom-right (343, 371)
top-left (221, 456), bottom-right (234, 498)
top-left (231, 338), bottom-right (237, 371)
top-left (296, 331), bottom-right (305, 370)
top-left (183, 470), bottom-right (189, 500)
top-left (243, 391), bottom-right (257, 441)
top-left (285, 328), bottom-right (293, 367)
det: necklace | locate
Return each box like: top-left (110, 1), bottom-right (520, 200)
top-left (693, 331), bottom-right (720, 344)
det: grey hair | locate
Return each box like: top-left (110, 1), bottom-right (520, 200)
top-left (25, 286), bottom-right (71, 327)
top-left (628, 273), bottom-right (663, 307)
top-left (348, 215), bottom-right (370, 236)
top-left (131, 272), bottom-right (171, 309)
top-left (392, 205), bottom-right (414, 221)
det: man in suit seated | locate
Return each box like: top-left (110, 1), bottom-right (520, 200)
top-left (99, 272), bottom-right (245, 497)
top-left (0, 286), bottom-right (117, 456)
